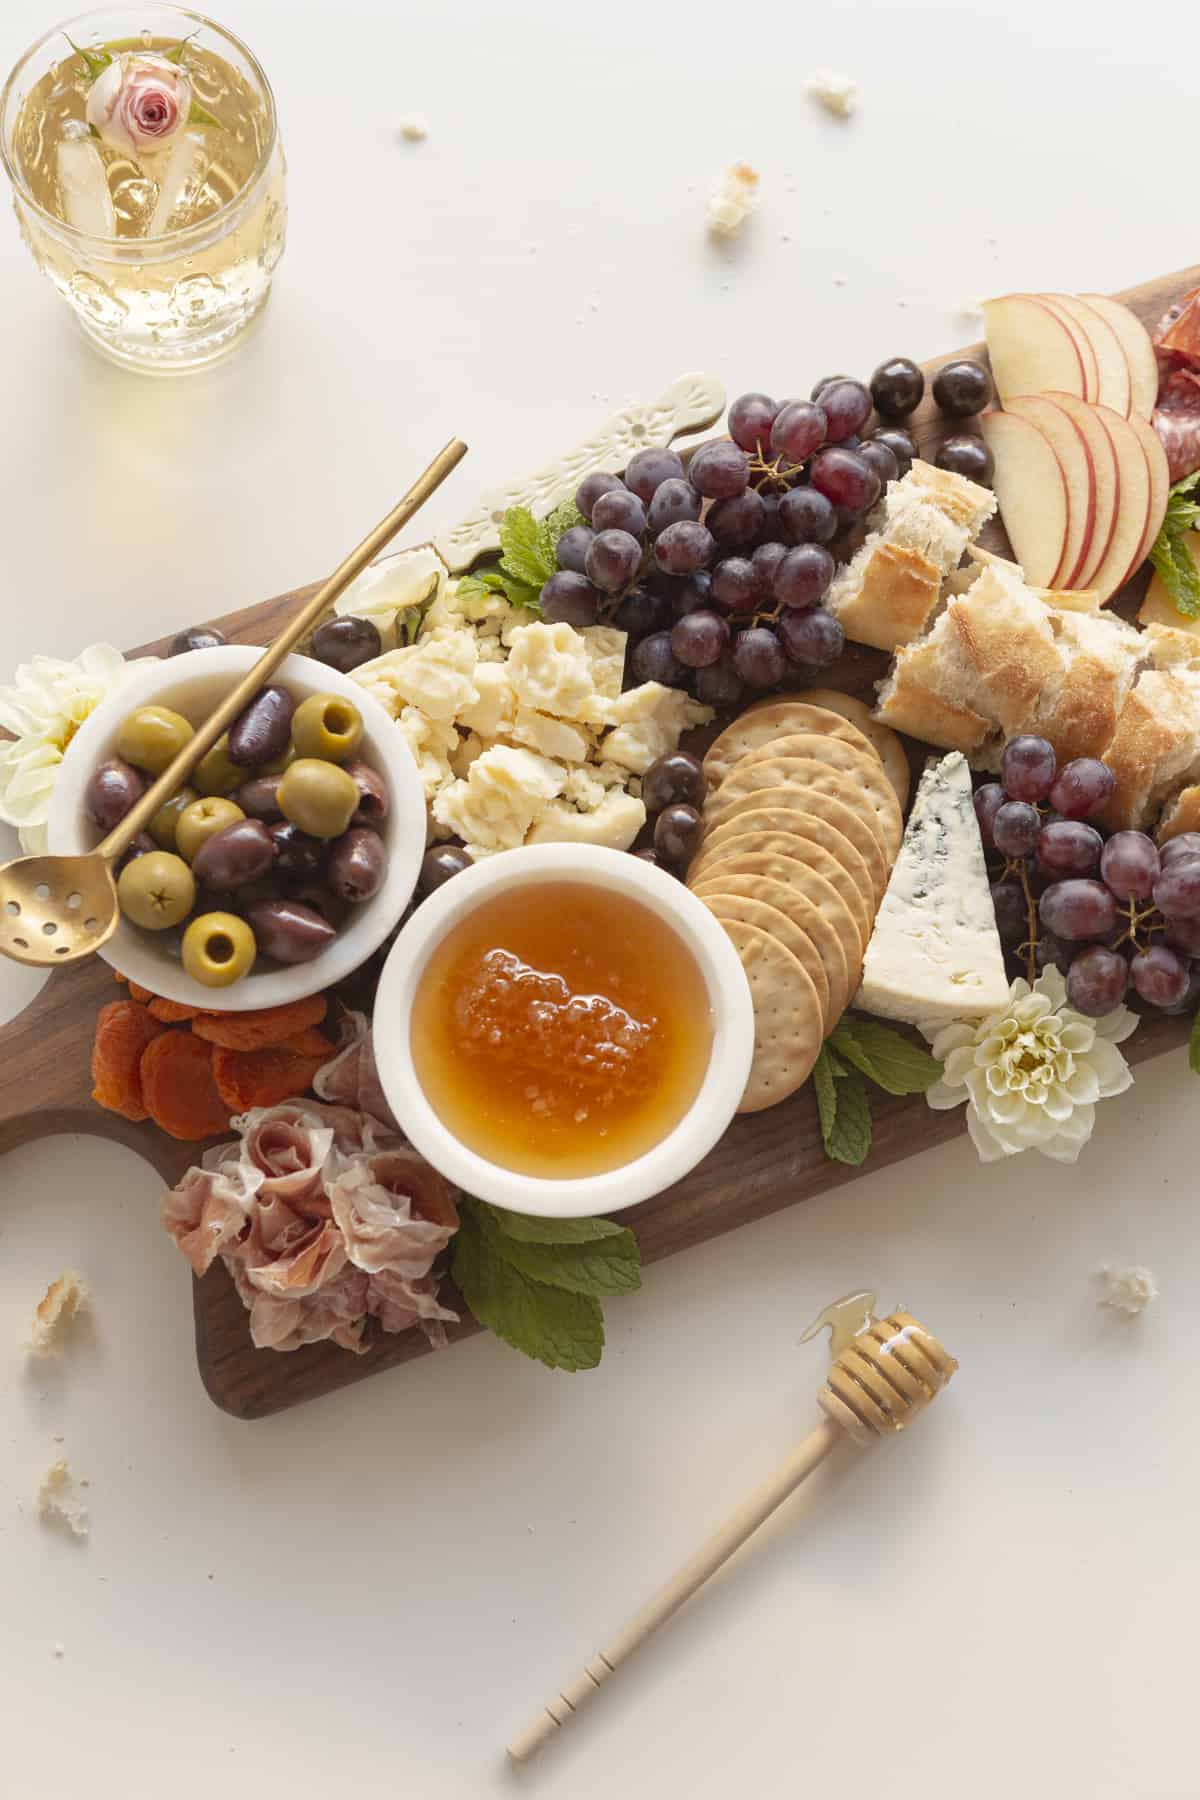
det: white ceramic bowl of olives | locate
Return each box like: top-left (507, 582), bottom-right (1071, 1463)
top-left (47, 644), bottom-right (427, 1012)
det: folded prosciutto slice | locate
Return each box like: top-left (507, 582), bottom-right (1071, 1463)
top-left (329, 1149), bottom-right (458, 1278)
top-left (161, 1144), bottom-right (261, 1276)
top-left (312, 1010), bottom-right (400, 1132)
top-left (1154, 289), bottom-right (1200, 482)
top-left (229, 1261), bottom-right (371, 1355)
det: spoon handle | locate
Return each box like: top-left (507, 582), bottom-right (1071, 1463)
top-left (96, 438), bottom-right (468, 862)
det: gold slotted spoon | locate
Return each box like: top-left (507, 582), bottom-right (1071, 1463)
top-left (0, 439), bottom-right (467, 969)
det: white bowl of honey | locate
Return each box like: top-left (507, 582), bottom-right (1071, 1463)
top-left (373, 845), bottom-right (755, 1217)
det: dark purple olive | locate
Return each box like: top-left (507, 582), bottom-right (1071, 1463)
top-left (285, 880), bottom-right (351, 929)
top-left (417, 844), bottom-right (471, 895)
top-left (643, 752), bottom-right (706, 814)
top-left (935, 434), bottom-right (994, 484)
top-left (327, 827), bottom-right (387, 903)
top-left (235, 774), bottom-right (284, 819)
top-left (246, 898), bottom-right (336, 964)
top-left (168, 624), bottom-right (227, 656)
top-left (268, 820), bottom-right (326, 879)
top-left (342, 758), bottom-right (389, 826)
top-left (310, 615), bottom-right (383, 675)
top-left (85, 757), bottom-right (145, 831)
top-left (191, 818), bottom-right (278, 890)
top-left (227, 685), bottom-right (295, 766)
top-left (116, 831), bottom-right (156, 873)
top-left (654, 803), bottom-right (704, 868)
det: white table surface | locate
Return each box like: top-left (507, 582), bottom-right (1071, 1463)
top-left (2, 1), bottom-right (1197, 1794)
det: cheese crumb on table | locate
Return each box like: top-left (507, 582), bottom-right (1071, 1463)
top-left (396, 113), bottom-right (429, 142)
top-left (1097, 1264), bottom-right (1158, 1317)
top-left (706, 163), bottom-right (759, 239)
top-left (806, 70), bottom-right (858, 119)
top-left (37, 1459), bottom-right (89, 1539)
top-left (28, 1270), bottom-right (88, 1356)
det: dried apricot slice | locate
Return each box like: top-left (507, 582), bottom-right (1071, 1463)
top-left (212, 1044), bottom-right (331, 1112)
top-left (191, 995), bottom-right (328, 1052)
top-left (128, 981), bottom-right (155, 1004)
top-left (91, 1000), bottom-right (168, 1122)
top-left (140, 1032), bottom-right (231, 1140)
top-left (278, 1027), bottom-right (337, 1057)
top-left (147, 996), bottom-right (207, 1023)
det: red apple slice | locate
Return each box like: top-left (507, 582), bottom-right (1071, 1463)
top-left (978, 409), bottom-right (1070, 586)
top-left (983, 295), bottom-right (1087, 405)
top-left (1125, 408), bottom-right (1170, 576)
top-left (1078, 404), bottom-right (1151, 602)
top-left (1044, 294), bottom-right (1131, 416)
top-left (1038, 296), bottom-right (1099, 402)
top-left (1079, 294), bottom-right (1159, 418)
top-left (1004, 395), bottom-right (1097, 587)
top-left (1044, 392), bottom-right (1121, 587)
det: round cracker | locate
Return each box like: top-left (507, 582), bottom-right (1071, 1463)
top-left (706, 752), bottom-right (901, 861)
top-left (690, 873), bottom-right (849, 1024)
top-left (693, 859), bottom-right (863, 997)
top-left (692, 845), bottom-right (870, 956)
top-left (699, 892), bottom-right (830, 1023)
top-left (700, 792), bottom-right (888, 902)
top-left (749, 689), bottom-right (910, 808)
top-left (718, 919), bottom-right (825, 1112)
top-left (690, 817), bottom-right (877, 928)
top-left (704, 702), bottom-right (875, 790)
top-left (734, 733), bottom-right (903, 853)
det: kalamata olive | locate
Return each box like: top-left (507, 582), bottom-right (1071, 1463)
top-left (117, 831), bottom-right (156, 873)
top-left (246, 898), bottom-right (336, 964)
top-left (85, 757), bottom-right (145, 831)
top-left (227, 685), bottom-right (295, 767)
top-left (327, 827), bottom-right (386, 903)
top-left (654, 803), bottom-right (704, 867)
top-left (343, 759), bottom-right (389, 826)
top-left (168, 624), bottom-right (227, 656)
top-left (236, 774), bottom-right (284, 819)
top-left (269, 820), bottom-right (327, 879)
top-left (286, 880), bottom-right (352, 929)
top-left (642, 752), bottom-right (706, 815)
top-left (418, 845), bottom-right (471, 895)
top-left (191, 818), bottom-right (278, 890)
top-left (310, 615), bottom-right (382, 675)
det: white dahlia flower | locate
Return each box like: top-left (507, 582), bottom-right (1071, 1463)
top-left (922, 965), bottom-right (1137, 1165)
top-left (0, 644), bottom-right (157, 853)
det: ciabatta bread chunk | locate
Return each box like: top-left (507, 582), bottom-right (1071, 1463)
top-left (873, 635), bottom-right (994, 753)
top-left (945, 563), bottom-right (1066, 733)
top-left (1156, 784), bottom-right (1200, 842)
top-left (1098, 668), bottom-right (1200, 830)
top-left (827, 460), bottom-right (996, 653)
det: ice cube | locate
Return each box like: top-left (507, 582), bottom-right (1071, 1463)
top-left (56, 138), bottom-right (116, 237)
top-left (147, 129), bottom-right (209, 235)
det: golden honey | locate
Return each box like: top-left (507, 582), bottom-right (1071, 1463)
top-left (411, 883), bottom-right (714, 1178)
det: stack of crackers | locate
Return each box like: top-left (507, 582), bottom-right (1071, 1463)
top-left (690, 692), bottom-right (909, 1112)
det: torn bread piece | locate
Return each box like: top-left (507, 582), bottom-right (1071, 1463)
top-left (905, 459), bottom-right (997, 537)
top-left (873, 636), bottom-right (994, 754)
top-left (1156, 784), bottom-right (1200, 843)
top-left (1097, 667), bottom-right (1200, 831)
top-left (28, 1270), bottom-right (88, 1356)
top-left (37, 1460), bottom-right (89, 1539)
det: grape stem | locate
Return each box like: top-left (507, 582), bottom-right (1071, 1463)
top-left (1003, 855), bottom-right (1040, 985)
top-left (1111, 898), bottom-right (1161, 952)
top-left (748, 452), bottom-right (804, 494)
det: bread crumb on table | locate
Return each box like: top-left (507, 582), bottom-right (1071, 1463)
top-left (706, 163), bottom-right (759, 239)
top-left (396, 113), bottom-right (429, 143)
top-left (28, 1271), bottom-right (88, 1356)
top-left (806, 70), bottom-right (858, 119)
top-left (1097, 1264), bottom-right (1158, 1317)
top-left (37, 1459), bottom-right (89, 1539)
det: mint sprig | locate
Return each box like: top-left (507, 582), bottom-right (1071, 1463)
top-left (813, 1018), bottom-right (942, 1166)
top-left (1148, 468), bottom-right (1200, 619)
top-left (456, 499), bottom-right (587, 620)
top-left (450, 1197), bottom-right (640, 1370)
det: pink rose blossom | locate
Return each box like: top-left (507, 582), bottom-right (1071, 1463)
top-left (85, 52), bottom-right (192, 155)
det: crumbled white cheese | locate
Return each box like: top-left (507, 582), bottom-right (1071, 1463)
top-left (432, 745), bottom-right (566, 852)
top-left (527, 790), bottom-right (647, 851)
top-left (395, 707), bottom-right (459, 801)
top-left (706, 163), bottom-right (759, 239)
top-left (28, 1270), bottom-right (88, 1356)
top-left (397, 113), bottom-right (429, 142)
top-left (508, 707), bottom-right (591, 764)
top-left (37, 1459), bottom-right (88, 1539)
top-left (354, 632), bottom-right (479, 724)
top-left (506, 621), bottom-right (596, 721)
top-left (806, 70), bottom-right (858, 119)
top-left (1097, 1264), bottom-right (1158, 1317)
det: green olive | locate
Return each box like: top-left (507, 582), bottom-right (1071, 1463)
top-left (193, 734), bottom-right (244, 796)
top-left (148, 784), bottom-right (198, 850)
top-left (176, 796), bottom-right (246, 862)
top-left (291, 693), bottom-right (364, 763)
top-left (181, 911), bottom-right (257, 987)
top-left (117, 850), bottom-right (196, 930)
top-left (277, 757), bottom-right (359, 838)
top-left (116, 705), bottom-right (195, 775)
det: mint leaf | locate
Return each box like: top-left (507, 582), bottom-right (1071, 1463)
top-left (828, 1017), bottom-right (942, 1096)
top-left (452, 1207), bottom-right (604, 1371)
top-left (187, 99), bottom-right (220, 128)
top-left (477, 1209), bottom-right (639, 1298)
top-left (812, 1046), bottom-right (839, 1143)
top-left (498, 506), bottom-right (551, 590)
top-left (1149, 528), bottom-right (1200, 619)
top-left (482, 1205), bottom-right (629, 1245)
top-left (502, 578), bottom-right (543, 615)
top-left (459, 559), bottom-right (543, 617)
top-left (535, 498), bottom-right (585, 572)
top-left (1189, 1009), bottom-right (1200, 1076)
top-left (822, 1066), bottom-right (872, 1165)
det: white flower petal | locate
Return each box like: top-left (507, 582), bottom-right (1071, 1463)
top-left (924, 1079), bottom-right (966, 1112)
top-left (1085, 1038), bottom-right (1135, 1099)
top-left (965, 1104), bottom-right (1013, 1161)
top-left (1093, 1004), bottom-right (1139, 1045)
top-left (928, 1022), bottom-right (976, 1060)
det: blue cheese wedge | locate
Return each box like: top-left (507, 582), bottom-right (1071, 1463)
top-left (855, 751), bottom-right (1008, 1025)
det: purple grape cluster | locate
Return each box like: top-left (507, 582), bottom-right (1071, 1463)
top-left (542, 380), bottom-right (929, 710)
top-left (975, 735), bottom-right (1200, 1020)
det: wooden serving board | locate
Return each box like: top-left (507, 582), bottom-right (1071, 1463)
top-left (3, 264), bottom-right (1195, 1420)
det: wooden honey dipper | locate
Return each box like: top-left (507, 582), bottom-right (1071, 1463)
top-left (507, 1296), bottom-right (957, 1763)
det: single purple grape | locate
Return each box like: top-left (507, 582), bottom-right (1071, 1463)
top-left (1000, 735), bottom-right (1057, 802)
top-left (624, 447), bottom-right (685, 502)
top-left (654, 520), bottom-right (715, 576)
top-left (993, 800), bottom-right (1042, 858)
top-left (646, 478), bottom-right (702, 537)
top-left (858, 439), bottom-right (900, 488)
top-left (1047, 757), bottom-right (1115, 820)
top-left (631, 631), bottom-right (684, 686)
top-left (1153, 858), bottom-right (1200, 920)
top-left (770, 401), bottom-right (827, 464)
top-left (710, 557), bottom-right (761, 611)
top-left (1160, 832), bottom-right (1200, 868)
top-left (671, 609), bottom-right (730, 669)
top-left (707, 489), bottom-right (766, 547)
top-left (732, 627), bottom-right (787, 689)
top-left (1163, 912), bottom-right (1200, 956)
top-left (556, 525), bottom-right (595, 573)
top-left (973, 782), bottom-right (1005, 850)
top-left (576, 470), bottom-right (625, 520)
top-left (728, 392), bottom-right (779, 454)
top-left (751, 541), bottom-right (788, 592)
top-left (869, 427), bottom-right (916, 478)
top-left (668, 570), bottom-right (715, 618)
top-left (1130, 944), bottom-right (1190, 1008)
top-left (1066, 945), bottom-right (1130, 1016)
top-left (1036, 820), bottom-right (1103, 878)
top-left (688, 441), bottom-right (751, 500)
top-left (776, 607), bottom-right (844, 670)
top-left (585, 528), bottom-right (642, 593)
top-left (1039, 879), bottom-right (1118, 941)
top-left (1100, 831), bottom-right (1160, 902)
top-left (773, 544), bottom-right (834, 610)
top-left (592, 488), bottom-right (647, 537)
top-left (778, 486), bottom-right (838, 545)
top-left (816, 379), bottom-right (872, 442)
top-left (809, 447), bottom-right (880, 513)
top-left (614, 587), bottom-right (668, 638)
top-left (990, 879), bottom-right (1028, 943)
top-left (694, 655), bottom-right (745, 709)
top-left (540, 571), bottom-right (601, 627)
